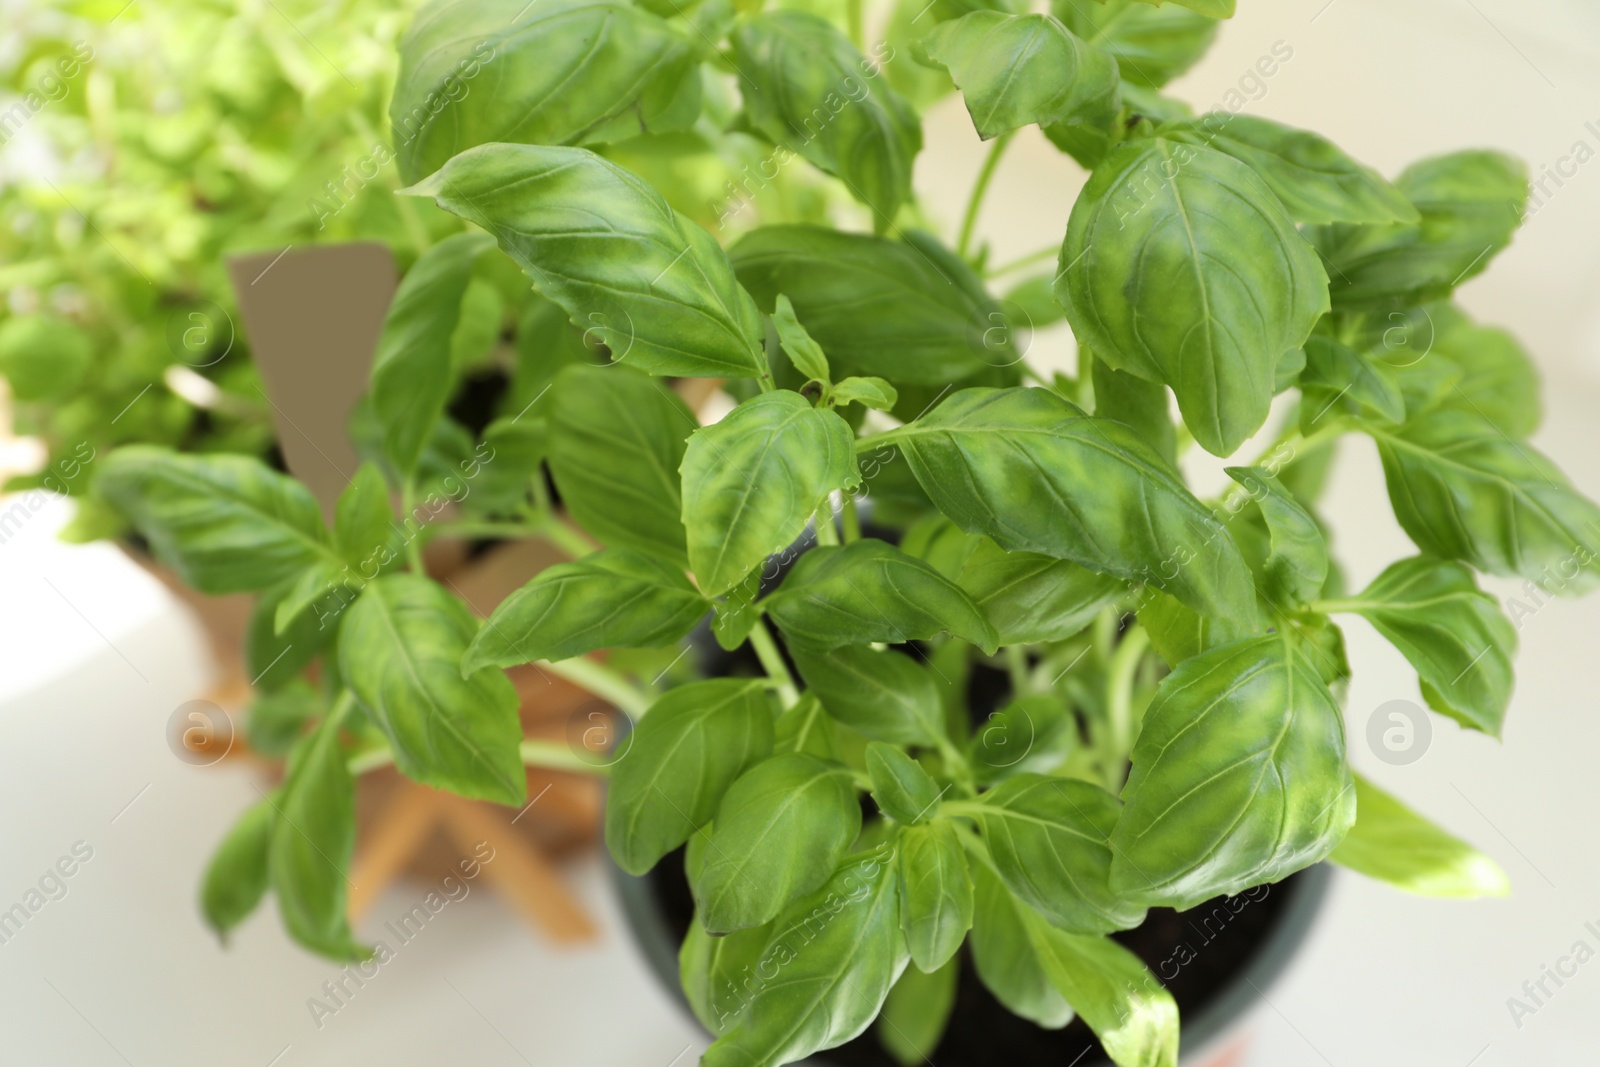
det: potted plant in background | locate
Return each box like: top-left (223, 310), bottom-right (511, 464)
top-left (0, 0), bottom-right (442, 541)
top-left (88, 0), bottom-right (1600, 1062)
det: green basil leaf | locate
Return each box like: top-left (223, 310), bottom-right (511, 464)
top-left (391, 0), bottom-right (702, 183)
top-left (1276, 346), bottom-right (1308, 392)
top-left (1056, 139), bottom-right (1329, 455)
top-left (270, 703), bottom-right (364, 960)
top-left (1431, 311), bottom-right (1541, 438)
top-left (968, 857), bottom-right (1073, 1028)
top-left (680, 914), bottom-right (774, 1036)
top-left (900, 515), bottom-right (982, 580)
top-left (731, 12), bottom-right (922, 224)
top-left (548, 363), bottom-right (694, 565)
top-left (888, 387), bottom-right (1258, 623)
top-left (1021, 913), bottom-right (1180, 1067)
top-left (471, 415), bottom-right (548, 516)
top-left (920, 12), bottom-right (1118, 140)
top-left (0, 313), bottom-right (92, 400)
top-left (463, 549), bottom-right (707, 671)
top-left (791, 643), bottom-right (945, 745)
top-left (772, 293), bottom-right (830, 385)
top-left (702, 845), bottom-right (906, 1066)
top-left (1090, 352), bottom-right (1177, 470)
top-left (1331, 774), bottom-right (1509, 898)
top-left (731, 225), bottom-right (1000, 385)
top-left (274, 561), bottom-right (351, 636)
top-left (897, 821), bottom-right (974, 972)
top-left (867, 743), bottom-right (944, 825)
top-left (246, 680), bottom-right (321, 759)
top-left (1370, 409), bottom-right (1600, 593)
top-left (340, 575), bottom-right (525, 805)
top-left (766, 539), bottom-right (999, 653)
top-left (1384, 355), bottom-right (1465, 423)
top-left (606, 679), bottom-right (775, 875)
top-left (970, 693), bottom-right (1077, 782)
top-left (695, 753), bottom-right (863, 933)
top-left (1053, 0), bottom-right (1218, 89)
top-left (1298, 335), bottom-right (1404, 430)
top-left (712, 568), bottom-right (765, 652)
top-left (1002, 273), bottom-right (1066, 328)
top-left (1311, 150), bottom-right (1527, 310)
top-left (958, 537), bottom-right (1121, 645)
top-left (832, 376), bottom-right (899, 411)
top-left (1291, 612), bottom-right (1353, 693)
top-left (1224, 465), bottom-right (1328, 608)
top-left (247, 574), bottom-right (334, 693)
top-left (1113, 634), bottom-right (1355, 909)
top-left (970, 773), bottom-right (1145, 933)
top-left (1137, 587), bottom-right (1252, 667)
top-left (405, 143), bottom-right (766, 379)
top-left (333, 463), bottom-right (399, 570)
top-left (98, 447), bottom-right (331, 595)
top-left (1165, 114), bottom-right (1418, 225)
top-left (200, 795), bottom-right (275, 941)
top-left (1329, 556), bottom-right (1515, 735)
top-left (772, 694), bottom-right (838, 761)
top-left (681, 391), bottom-right (859, 595)
top-left (370, 233), bottom-right (494, 475)
top-left (878, 953), bottom-right (959, 1064)
top-left (449, 279), bottom-right (504, 377)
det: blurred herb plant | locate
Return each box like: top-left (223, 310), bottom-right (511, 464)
top-left (0, 0), bottom-right (441, 537)
top-left (95, 0), bottom-right (1600, 1064)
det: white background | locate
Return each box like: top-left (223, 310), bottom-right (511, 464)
top-left (2, 0), bottom-right (1599, 1063)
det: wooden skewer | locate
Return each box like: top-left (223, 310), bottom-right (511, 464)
top-left (440, 794), bottom-right (598, 944)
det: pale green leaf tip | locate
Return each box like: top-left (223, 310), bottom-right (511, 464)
top-left (396, 170), bottom-right (445, 199)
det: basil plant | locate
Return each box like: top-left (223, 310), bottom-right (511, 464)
top-left (94, 0), bottom-right (1600, 1063)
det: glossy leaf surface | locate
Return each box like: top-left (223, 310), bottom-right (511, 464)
top-left (1113, 635), bottom-right (1355, 908)
top-left (1331, 774), bottom-right (1510, 898)
top-left (341, 576), bottom-right (525, 805)
top-left (920, 12), bottom-right (1118, 140)
top-left (370, 233), bottom-right (493, 475)
top-left (958, 536), bottom-right (1122, 645)
top-left (731, 225), bottom-right (1000, 385)
top-left (270, 706), bottom-right (363, 959)
top-left (1311, 150), bottom-right (1527, 309)
top-left (897, 821), bottom-right (973, 972)
top-left (607, 679), bottom-right (775, 875)
top-left (731, 12), bottom-right (922, 223)
top-left (1165, 114), bottom-right (1418, 225)
top-left (888, 387), bottom-right (1257, 621)
top-left (1056, 139), bottom-right (1328, 455)
top-left (972, 773), bottom-right (1145, 933)
top-left (463, 549), bottom-right (707, 671)
top-left (1333, 556), bottom-right (1515, 735)
top-left (1371, 410), bottom-right (1600, 593)
top-left (391, 0), bottom-right (701, 182)
top-left (99, 447), bottom-right (330, 595)
top-left (548, 364), bottom-right (695, 564)
top-left (703, 846), bottom-right (906, 1066)
top-left (406, 143), bottom-right (766, 378)
top-left (791, 644), bottom-right (946, 745)
top-left (681, 391), bottom-right (859, 595)
top-left (765, 538), bottom-right (999, 653)
top-left (695, 753), bottom-right (863, 933)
